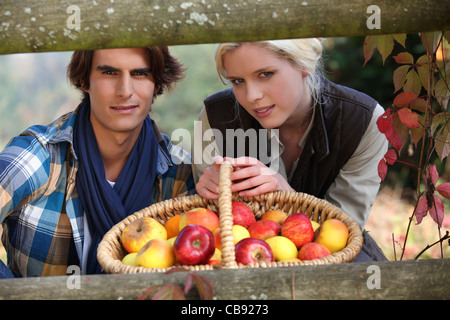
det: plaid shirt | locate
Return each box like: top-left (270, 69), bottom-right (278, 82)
top-left (0, 107), bottom-right (195, 277)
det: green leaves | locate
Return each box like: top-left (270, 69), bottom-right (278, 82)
top-left (363, 34), bottom-right (406, 66)
top-left (434, 115), bottom-right (450, 161)
top-left (392, 53), bottom-right (430, 96)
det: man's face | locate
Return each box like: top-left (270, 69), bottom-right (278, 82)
top-left (85, 48), bottom-right (157, 138)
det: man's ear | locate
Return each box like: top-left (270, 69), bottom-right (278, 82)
top-left (153, 85), bottom-right (160, 96)
top-left (80, 80), bottom-right (89, 93)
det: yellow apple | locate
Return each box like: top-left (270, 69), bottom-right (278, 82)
top-left (311, 221), bottom-right (320, 232)
top-left (211, 248), bottom-right (222, 260)
top-left (232, 225), bottom-right (250, 244)
top-left (121, 252), bottom-right (138, 266)
top-left (121, 217), bottom-right (167, 253)
top-left (314, 219), bottom-right (349, 253)
top-left (135, 238), bottom-right (175, 269)
top-left (209, 247), bottom-right (223, 266)
top-left (265, 236), bottom-right (298, 261)
top-left (213, 225), bottom-right (250, 250)
top-left (167, 236), bottom-right (177, 246)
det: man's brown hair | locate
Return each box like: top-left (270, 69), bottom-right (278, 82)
top-left (67, 46), bottom-right (185, 103)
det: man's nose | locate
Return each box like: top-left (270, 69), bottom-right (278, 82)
top-left (116, 75), bottom-right (133, 99)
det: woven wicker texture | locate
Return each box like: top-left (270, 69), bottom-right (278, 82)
top-left (97, 161), bottom-right (363, 274)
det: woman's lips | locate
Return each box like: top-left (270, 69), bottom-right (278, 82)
top-left (253, 105), bottom-right (274, 118)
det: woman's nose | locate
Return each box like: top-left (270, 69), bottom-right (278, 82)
top-left (246, 83), bottom-right (263, 103)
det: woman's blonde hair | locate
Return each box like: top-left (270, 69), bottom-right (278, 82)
top-left (215, 38), bottom-right (324, 104)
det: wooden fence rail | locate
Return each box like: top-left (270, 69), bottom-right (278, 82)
top-left (1, 259), bottom-right (449, 300)
top-left (0, 0), bottom-right (449, 55)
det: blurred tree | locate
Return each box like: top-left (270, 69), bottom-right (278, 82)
top-left (151, 44), bottom-right (225, 146)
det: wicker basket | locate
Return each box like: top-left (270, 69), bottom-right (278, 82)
top-left (97, 161), bottom-right (363, 274)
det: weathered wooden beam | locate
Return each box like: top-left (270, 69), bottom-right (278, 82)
top-left (0, 0), bottom-right (449, 55)
top-left (0, 259), bottom-right (449, 300)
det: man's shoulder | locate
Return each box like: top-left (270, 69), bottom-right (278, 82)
top-left (19, 110), bottom-right (77, 146)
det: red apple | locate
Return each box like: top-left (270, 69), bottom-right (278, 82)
top-left (281, 213), bottom-right (314, 248)
top-left (298, 242), bottom-right (331, 261)
top-left (248, 220), bottom-right (281, 240)
top-left (173, 225), bottom-right (215, 265)
top-left (218, 201), bottom-right (256, 228)
top-left (235, 238), bottom-right (274, 265)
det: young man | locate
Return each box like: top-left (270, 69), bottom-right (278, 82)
top-left (0, 47), bottom-right (195, 277)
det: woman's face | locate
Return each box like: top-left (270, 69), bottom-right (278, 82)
top-left (223, 43), bottom-right (312, 129)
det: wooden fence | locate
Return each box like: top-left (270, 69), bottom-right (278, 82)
top-left (0, 0), bottom-right (449, 300)
top-left (0, 0), bottom-right (449, 54)
top-left (1, 259), bottom-right (449, 299)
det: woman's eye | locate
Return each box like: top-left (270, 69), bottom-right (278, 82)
top-left (260, 71), bottom-right (274, 78)
top-left (231, 78), bottom-right (244, 86)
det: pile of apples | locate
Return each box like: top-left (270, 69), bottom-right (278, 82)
top-left (119, 201), bottom-right (349, 269)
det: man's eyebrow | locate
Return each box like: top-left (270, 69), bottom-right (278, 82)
top-left (95, 65), bottom-right (152, 73)
top-left (96, 65), bottom-right (120, 72)
top-left (132, 67), bottom-right (152, 73)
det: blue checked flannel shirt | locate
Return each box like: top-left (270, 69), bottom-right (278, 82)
top-left (0, 106), bottom-right (195, 277)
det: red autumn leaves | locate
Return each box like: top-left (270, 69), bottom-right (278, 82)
top-left (376, 92), bottom-right (420, 182)
top-left (376, 90), bottom-right (450, 228)
top-left (416, 165), bottom-right (450, 227)
top-left (364, 33), bottom-right (450, 228)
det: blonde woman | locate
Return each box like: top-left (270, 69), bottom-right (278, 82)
top-left (193, 39), bottom-right (388, 261)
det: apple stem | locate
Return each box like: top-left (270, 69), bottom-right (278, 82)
top-left (193, 239), bottom-right (201, 249)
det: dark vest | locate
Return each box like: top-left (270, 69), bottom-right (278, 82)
top-left (204, 77), bottom-right (378, 199)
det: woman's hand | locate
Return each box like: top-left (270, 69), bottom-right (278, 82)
top-left (195, 156), bottom-right (225, 199)
top-left (196, 156), bottom-right (293, 199)
top-left (229, 157), bottom-right (293, 197)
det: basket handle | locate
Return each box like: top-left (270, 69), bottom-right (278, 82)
top-left (218, 160), bottom-right (238, 269)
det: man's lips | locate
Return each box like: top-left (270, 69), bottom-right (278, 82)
top-left (110, 105), bottom-right (137, 110)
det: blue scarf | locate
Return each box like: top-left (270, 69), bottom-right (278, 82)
top-left (73, 103), bottom-right (158, 274)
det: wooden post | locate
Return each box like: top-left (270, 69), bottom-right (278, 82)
top-left (0, 0), bottom-right (449, 55)
top-left (0, 259), bottom-right (449, 300)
